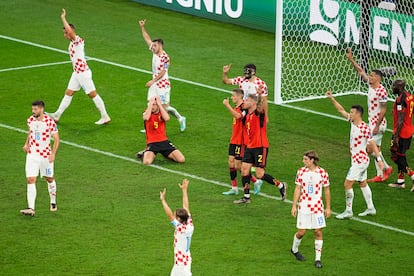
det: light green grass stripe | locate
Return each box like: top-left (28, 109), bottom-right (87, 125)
top-left (2, 122), bottom-right (413, 237)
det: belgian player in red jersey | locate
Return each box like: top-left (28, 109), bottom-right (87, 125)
top-left (388, 80), bottom-right (414, 191)
top-left (139, 96), bottom-right (185, 165)
top-left (234, 94), bottom-right (287, 204)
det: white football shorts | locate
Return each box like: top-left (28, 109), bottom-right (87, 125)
top-left (148, 83), bottom-right (171, 105)
top-left (297, 212), bottom-right (326, 229)
top-left (346, 161), bottom-right (369, 182)
top-left (67, 70), bottom-right (96, 94)
top-left (25, 154), bottom-right (54, 178)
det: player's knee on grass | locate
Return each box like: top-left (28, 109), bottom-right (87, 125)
top-left (169, 150), bottom-right (185, 163)
top-left (142, 151), bottom-right (156, 165)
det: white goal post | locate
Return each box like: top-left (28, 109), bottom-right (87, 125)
top-left (274, 0), bottom-right (414, 104)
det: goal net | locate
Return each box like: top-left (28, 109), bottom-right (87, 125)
top-left (275, 0), bottom-right (414, 104)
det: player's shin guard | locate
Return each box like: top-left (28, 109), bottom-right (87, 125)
top-left (92, 94), bottom-right (109, 117)
top-left (27, 183), bottom-right (37, 210)
top-left (315, 240), bottom-right (323, 261)
top-left (345, 189), bottom-right (354, 212)
top-left (262, 173), bottom-right (282, 188)
top-left (292, 234), bottom-right (302, 253)
top-left (360, 185), bottom-right (374, 210)
top-left (48, 180), bottom-right (57, 204)
top-left (56, 95), bottom-right (73, 115)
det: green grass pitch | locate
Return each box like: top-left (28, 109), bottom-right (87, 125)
top-left (0, 0), bottom-right (413, 275)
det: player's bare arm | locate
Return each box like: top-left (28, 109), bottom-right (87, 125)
top-left (346, 48), bottom-right (369, 82)
top-left (326, 90), bottom-right (349, 119)
top-left (222, 64), bottom-right (232, 85)
top-left (139, 19), bottom-right (152, 47)
top-left (291, 185), bottom-right (301, 217)
top-left (160, 188), bottom-right (175, 221)
top-left (61, 9), bottom-right (76, 40)
top-left (179, 179), bottom-right (190, 213)
top-left (373, 102), bottom-right (387, 135)
top-left (156, 96), bottom-right (170, 121)
top-left (23, 135), bottom-right (30, 153)
top-left (49, 132), bottom-right (60, 163)
top-left (223, 98), bottom-right (243, 119)
top-left (324, 186), bottom-right (331, 218)
top-left (146, 69), bottom-right (167, 88)
top-left (143, 97), bottom-right (155, 121)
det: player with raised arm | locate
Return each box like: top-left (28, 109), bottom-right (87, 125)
top-left (139, 96), bottom-right (185, 165)
top-left (291, 151), bottom-right (331, 269)
top-left (47, 9), bottom-right (110, 125)
top-left (388, 79), bottom-right (414, 191)
top-left (326, 91), bottom-right (383, 219)
top-left (21, 100), bottom-right (59, 216)
top-left (160, 179), bottom-right (194, 276)
top-left (346, 48), bottom-right (392, 182)
top-left (222, 63), bottom-right (268, 116)
top-left (138, 19), bottom-right (186, 132)
top-left (233, 94), bottom-right (286, 204)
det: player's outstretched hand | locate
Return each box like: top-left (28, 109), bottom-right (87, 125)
top-left (223, 64), bottom-right (232, 74)
top-left (160, 188), bottom-right (166, 201)
top-left (179, 179), bottom-right (189, 190)
top-left (61, 8), bottom-right (66, 18)
top-left (139, 19), bottom-right (146, 27)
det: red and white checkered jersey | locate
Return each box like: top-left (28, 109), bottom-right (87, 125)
top-left (68, 35), bottom-right (89, 74)
top-left (172, 216), bottom-right (193, 267)
top-left (152, 51), bottom-right (170, 89)
top-left (27, 115), bottom-right (58, 159)
top-left (350, 121), bottom-right (372, 164)
top-left (295, 166), bottom-right (330, 214)
top-left (231, 76), bottom-right (268, 99)
top-left (367, 84), bottom-right (388, 130)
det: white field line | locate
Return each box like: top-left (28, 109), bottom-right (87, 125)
top-left (1, 35), bottom-right (412, 236)
top-left (0, 60), bottom-right (72, 73)
top-left (1, 122), bottom-right (413, 237)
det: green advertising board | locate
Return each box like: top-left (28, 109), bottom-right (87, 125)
top-left (131, 0), bottom-right (276, 32)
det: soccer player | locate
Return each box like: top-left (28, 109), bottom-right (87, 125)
top-left (222, 88), bottom-right (245, 195)
top-left (138, 19), bottom-right (186, 132)
top-left (234, 94), bottom-right (286, 204)
top-left (20, 100), bottom-right (59, 216)
top-left (326, 91), bottom-right (383, 219)
top-left (160, 179), bottom-right (194, 276)
top-left (222, 63), bottom-right (269, 116)
top-left (346, 48), bottom-right (392, 182)
top-left (387, 79), bottom-right (414, 191)
top-left (291, 151), bottom-right (331, 269)
top-left (47, 9), bottom-right (111, 125)
top-left (140, 96), bottom-right (185, 165)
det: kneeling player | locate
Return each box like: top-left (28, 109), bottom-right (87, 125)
top-left (140, 96), bottom-right (185, 165)
top-left (290, 151), bottom-right (331, 269)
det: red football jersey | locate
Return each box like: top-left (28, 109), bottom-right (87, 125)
top-left (393, 91), bottom-right (414, 138)
top-left (145, 112), bottom-right (168, 144)
top-left (229, 104), bottom-right (244, 145)
top-left (244, 110), bottom-right (269, 148)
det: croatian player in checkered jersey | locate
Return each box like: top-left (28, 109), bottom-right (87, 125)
top-left (346, 48), bottom-right (392, 182)
top-left (160, 179), bottom-right (194, 276)
top-left (222, 63), bottom-right (269, 117)
top-left (290, 151), bottom-right (331, 269)
top-left (47, 9), bottom-right (111, 125)
top-left (138, 19), bottom-right (186, 132)
top-left (20, 100), bottom-right (59, 217)
top-left (326, 91), bottom-right (384, 219)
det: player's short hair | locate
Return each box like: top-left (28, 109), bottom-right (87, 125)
top-left (372, 69), bottom-right (383, 79)
top-left (63, 23), bottom-right (76, 30)
top-left (32, 100), bottom-right (45, 108)
top-left (304, 150), bottom-right (319, 165)
top-left (351, 104), bottom-right (364, 116)
top-left (152, 38), bottom-right (164, 46)
top-left (247, 94), bottom-right (258, 102)
top-left (244, 64), bottom-right (256, 72)
top-left (175, 208), bottom-right (189, 224)
top-left (233, 88), bottom-right (244, 97)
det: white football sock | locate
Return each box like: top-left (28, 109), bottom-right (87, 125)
top-left (165, 105), bottom-right (182, 120)
top-left (291, 234), bottom-right (302, 253)
top-left (48, 180), bottom-right (57, 204)
top-left (315, 240), bottom-right (323, 261)
top-left (345, 188), bottom-right (354, 212)
top-left (92, 94), bottom-right (108, 118)
top-left (360, 185), bottom-right (375, 209)
top-left (27, 183), bottom-right (37, 210)
top-left (56, 95), bottom-right (73, 116)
